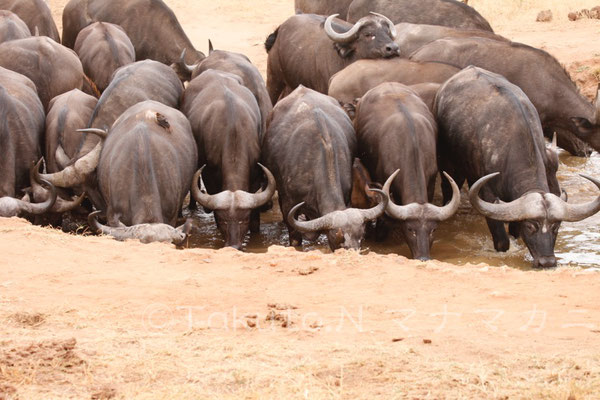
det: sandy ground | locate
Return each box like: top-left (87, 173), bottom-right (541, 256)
top-left (1, 1), bottom-right (600, 399)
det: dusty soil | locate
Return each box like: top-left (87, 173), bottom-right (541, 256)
top-left (1, 1), bottom-right (600, 399)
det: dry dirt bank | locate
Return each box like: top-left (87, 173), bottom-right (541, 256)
top-left (1, 218), bottom-right (599, 399)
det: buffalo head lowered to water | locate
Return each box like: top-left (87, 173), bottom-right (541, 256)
top-left (470, 172), bottom-right (600, 268)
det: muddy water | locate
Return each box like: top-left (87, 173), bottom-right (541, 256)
top-left (185, 151), bottom-right (600, 270)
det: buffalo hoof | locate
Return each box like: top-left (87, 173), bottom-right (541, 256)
top-left (493, 239), bottom-right (510, 252)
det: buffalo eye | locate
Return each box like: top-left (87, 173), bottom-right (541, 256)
top-left (408, 228), bottom-right (417, 237)
top-left (524, 221), bottom-right (538, 235)
top-left (552, 223), bottom-right (560, 234)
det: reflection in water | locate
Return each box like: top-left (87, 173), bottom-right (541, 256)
top-left (184, 151), bottom-right (600, 270)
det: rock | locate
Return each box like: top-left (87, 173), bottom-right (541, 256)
top-left (592, 6), bottom-right (600, 18)
top-left (536, 10), bottom-right (553, 22)
top-left (568, 12), bottom-right (579, 21)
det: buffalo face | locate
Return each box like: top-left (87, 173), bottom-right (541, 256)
top-left (214, 209), bottom-right (252, 250)
top-left (517, 219), bottom-right (560, 269)
top-left (191, 164), bottom-right (276, 251)
top-left (399, 219), bottom-right (439, 261)
top-left (325, 13), bottom-right (399, 59)
top-left (326, 219), bottom-right (367, 251)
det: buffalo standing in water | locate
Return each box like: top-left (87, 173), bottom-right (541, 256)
top-left (353, 83), bottom-right (460, 260)
top-left (41, 101), bottom-right (197, 244)
top-left (183, 70), bottom-right (275, 250)
top-left (263, 86), bottom-right (390, 251)
top-left (436, 67), bottom-right (600, 268)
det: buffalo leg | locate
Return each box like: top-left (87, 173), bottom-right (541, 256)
top-left (485, 218), bottom-right (510, 252)
top-left (477, 185), bottom-right (510, 252)
top-left (279, 196), bottom-right (302, 247)
top-left (250, 209), bottom-right (260, 233)
top-left (508, 222), bottom-right (520, 239)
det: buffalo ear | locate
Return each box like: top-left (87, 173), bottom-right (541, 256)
top-left (334, 43), bottom-right (355, 58)
top-left (351, 158), bottom-right (380, 209)
top-left (571, 117), bottom-right (595, 139)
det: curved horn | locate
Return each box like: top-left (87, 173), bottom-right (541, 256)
top-left (30, 158), bottom-right (86, 213)
top-left (287, 202), bottom-right (336, 233)
top-left (324, 14), bottom-right (366, 43)
top-left (382, 169), bottom-right (423, 220)
top-left (468, 172), bottom-right (542, 221)
top-left (38, 129), bottom-right (106, 188)
top-left (232, 163), bottom-right (276, 209)
top-left (208, 39), bottom-right (214, 54)
top-left (190, 166), bottom-right (234, 211)
top-left (55, 144), bottom-right (71, 170)
top-left (559, 174), bottom-right (600, 222)
top-left (428, 172), bottom-right (461, 221)
top-left (358, 170), bottom-right (399, 221)
top-left (359, 188), bottom-right (388, 221)
top-left (369, 12), bottom-right (397, 39)
top-left (179, 48), bottom-right (196, 73)
top-left (191, 164), bottom-right (276, 211)
top-left (17, 178), bottom-right (57, 215)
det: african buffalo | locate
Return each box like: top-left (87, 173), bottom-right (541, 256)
top-left (41, 60), bottom-right (183, 209)
top-left (45, 89), bottom-right (98, 174)
top-left (0, 36), bottom-right (84, 110)
top-left (263, 86), bottom-right (389, 251)
top-left (23, 89), bottom-right (98, 217)
top-left (0, 10), bottom-right (30, 43)
top-left (0, 66), bottom-right (44, 198)
top-left (411, 37), bottom-right (596, 156)
top-left (265, 12), bottom-right (399, 104)
top-left (435, 67), bottom-right (600, 268)
top-left (354, 82), bottom-right (460, 260)
top-left (328, 58), bottom-right (458, 104)
top-left (29, 89), bottom-right (97, 216)
top-left (294, 0), bottom-right (354, 17)
top-left (394, 23), bottom-right (507, 57)
top-left (0, 0), bottom-right (60, 41)
top-left (74, 22), bottom-right (135, 93)
top-left (62, 0), bottom-right (204, 66)
top-left (43, 101), bottom-right (197, 244)
top-left (174, 43), bottom-right (272, 137)
top-left (347, 0), bottom-right (493, 32)
top-left (182, 69), bottom-right (275, 249)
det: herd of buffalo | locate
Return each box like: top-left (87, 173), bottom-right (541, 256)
top-left (1, 0), bottom-right (600, 269)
